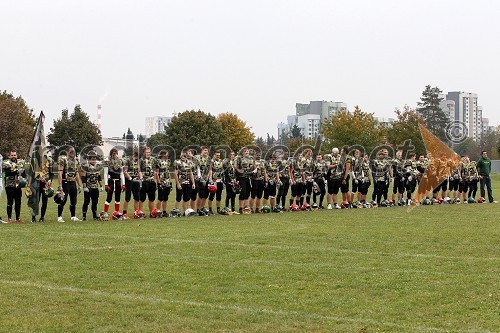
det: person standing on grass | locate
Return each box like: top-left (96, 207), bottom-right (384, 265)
top-left (477, 151), bottom-right (497, 203)
top-left (57, 146), bottom-right (82, 222)
top-left (154, 150), bottom-right (172, 217)
top-left (81, 151), bottom-right (103, 221)
top-left (2, 150), bottom-right (26, 223)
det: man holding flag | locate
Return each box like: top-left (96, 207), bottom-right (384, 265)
top-left (26, 111), bottom-right (49, 223)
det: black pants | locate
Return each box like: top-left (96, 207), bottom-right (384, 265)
top-left (277, 177), bottom-right (290, 208)
top-left (376, 180), bottom-right (388, 205)
top-left (38, 182), bottom-right (49, 218)
top-left (82, 188), bottom-right (99, 218)
top-left (263, 181), bottom-right (277, 200)
top-left (290, 182), bottom-right (304, 198)
top-left (106, 178), bottom-right (122, 203)
top-left (468, 179), bottom-right (478, 199)
top-left (208, 182), bottom-right (224, 202)
top-left (237, 177), bottom-right (251, 201)
top-left (251, 179), bottom-right (265, 199)
top-left (197, 180), bottom-right (208, 199)
top-left (405, 179), bottom-right (416, 199)
top-left (125, 179), bottom-right (141, 202)
top-left (480, 176), bottom-right (494, 202)
top-left (157, 184), bottom-right (171, 201)
top-left (140, 180), bottom-right (156, 202)
top-left (312, 178), bottom-right (326, 206)
top-left (5, 187), bottom-right (22, 219)
top-left (393, 177), bottom-right (405, 194)
top-left (58, 181), bottom-right (78, 217)
top-left (176, 183), bottom-right (192, 202)
top-left (225, 182), bottom-right (236, 210)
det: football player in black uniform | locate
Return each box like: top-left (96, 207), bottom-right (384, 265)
top-left (3, 150), bottom-right (25, 223)
top-left (103, 148), bottom-right (126, 218)
top-left (276, 151), bottom-right (290, 210)
top-left (302, 149), bottom-right (315, 205)
top-left (139, 146), bottom-right (157, 217)
top-left (81, 151), bottom-right (103, 221)
top-left (263, 153), bottom-right (280, 209)
top-left (339, 146), bottom-right (353, 206)
top-left (250, 151), bottom-right (267, 213)
top-left (208, 150), bottom-right (225, 214)
top-left (174, 151), bottom-right (195, 213)
top-left (32, 153), bottom-right (54, 223)
top-left (236, 147), bottom-right (255, 213)
top-left (312, 153), bottom-right (327, 208)
top-left (155, 150), bottom-right (172, 217)
top-left (57, 146), bottom-right (82, 222)
top-left (223, 151), bottom-right (237, 212)
top-left (123, 151), bottom-right (141, 219)
top-left (391, 150), bottom-right (406, 202)
top-left (290, 151), bottom-right (305, 207)
top-left (325, 147), bottom-right (342, 209)
top-left (194, 147), bottom-right (211, 215)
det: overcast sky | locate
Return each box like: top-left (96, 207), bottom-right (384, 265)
top-left (1, 0), bottom-right (499, 140)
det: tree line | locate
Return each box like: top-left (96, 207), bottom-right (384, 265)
top-left (1, 87), bottom-right (499, 161)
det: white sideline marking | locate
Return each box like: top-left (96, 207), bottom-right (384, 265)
top-left (16, 229), bottom-right (500, 262)
top-left (0, 279), bottom-right (483, 333)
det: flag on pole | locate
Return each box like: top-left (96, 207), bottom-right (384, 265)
top-left (409, 124), bottom-right (461, 210)
top-left (26, 112), bottom-right (47, 217)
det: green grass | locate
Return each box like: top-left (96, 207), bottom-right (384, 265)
top-left (0, 176), bottom-right (499, 332)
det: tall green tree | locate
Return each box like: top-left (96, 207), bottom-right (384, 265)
top-left (386, 105), bottom-right (426, 156)
top-left (216, 112), bottom-right (254, 152)
top-left (455, 137), bottom-right (480, 160)
top-left (416, 85), bottom-right (449, 142)
top-left (481, 125), bottom-right (500, 159)
top-left (321, 105), bottom-right (385, 155)
top-left (290, 124), bottom-right (302, 138)
top-left (163, 110), bottom-right (225, 154)
top-left (47, 105), bottom-right (102, 154)
top-left (0, 91), bottom-right (37, 158)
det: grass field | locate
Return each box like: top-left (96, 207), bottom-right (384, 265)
top-left (0, 176), bottom-right (499, 332)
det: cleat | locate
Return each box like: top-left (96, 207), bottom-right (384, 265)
top-left (71, 217), bottom-right (82, 222)
top-left (39, 217), bottom-right (45, 223)
top-left (334, 203), bottom-right (341, 209)
top-left (327, 204), bottom-right (332, 210)
top-left (122, 213), bottom-right (130, 220)
top-left (8, 219), bottom-right (13, 224)
top-left (57, 217), bottom-right (65, 223)
top-left (16, 219), bottom-right (24, 224)
top-left (31, 216), bottom-right (37, 223)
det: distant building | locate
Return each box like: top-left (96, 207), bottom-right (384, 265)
top-left (100, 137), bottom-right (139, 157)
top-left (296, 114), bottom-right (321, 140)
top-left (482, 118), bottom-right (490, 136)
top-left (278, 100), bottom-right (347, 139)
top-left (445, 92), bottom-right (483, 142)
top-left (145, 116), bottom-right (172, 137)
top-left (374, 117), bottom-right (395, 128)
top-left (439, 96), bottom-right (455, 123)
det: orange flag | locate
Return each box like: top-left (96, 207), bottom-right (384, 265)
top-left (409, 124), bottom-right (461, 209)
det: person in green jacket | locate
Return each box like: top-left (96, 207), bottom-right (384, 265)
top-left (477, 151), bottom-right (497, 203)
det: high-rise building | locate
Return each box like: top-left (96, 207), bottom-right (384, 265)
top-left (296, 114), bottom-right (321, 140)
top-left (445, 92), bottom-right (483, 142)
top-left (439, 95), bottom-right (455, 123)
top-left (145, 116), bottom-right (172, 137)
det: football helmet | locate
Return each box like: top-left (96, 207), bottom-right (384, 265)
top-left (112, 211), bottom-right (123, 220)
top-left (478, 197), bottom-right (486, 203)
top-left (134, 210), bottom-right (146, 219)
top-left (44, 185), bottom-right (55, 198)
top-left (290, 204), bottom-right (299, 212)
top-left (261, 205), bottom-right (271, 213)
top-left (53, 191), bottom-right (65, 205)
top-left (207, 182), bottom-right (217, 194)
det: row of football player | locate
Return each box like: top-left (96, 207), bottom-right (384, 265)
top-left (0, 145), bottom-right (489, 222)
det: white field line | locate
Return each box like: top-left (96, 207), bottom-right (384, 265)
top-left (9, 229), bottom-right (499, 262)
top-left (1, 279), bottom-right (487, 333)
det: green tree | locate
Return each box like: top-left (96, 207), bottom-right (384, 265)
top-left (290, 124), bottom-right (302, 138)
top-left (321, 105), bottom-right (385, 155)
top-left (164, 110), bottom-right (225, 155)
top-left (386, 105), bottom-right (426, 156)
top-left (481, 125), bottom-right (500, 159)
top-left (47, 105), bottom-right (102, 154)
top-left (455, 137), bottom-right (480, 160)
top-left (416, 85), bottom-right (449, 142)
top-left (216, 112), bottom-right (254, 152)
top-left (0, 91), bottom-right (37, 158)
